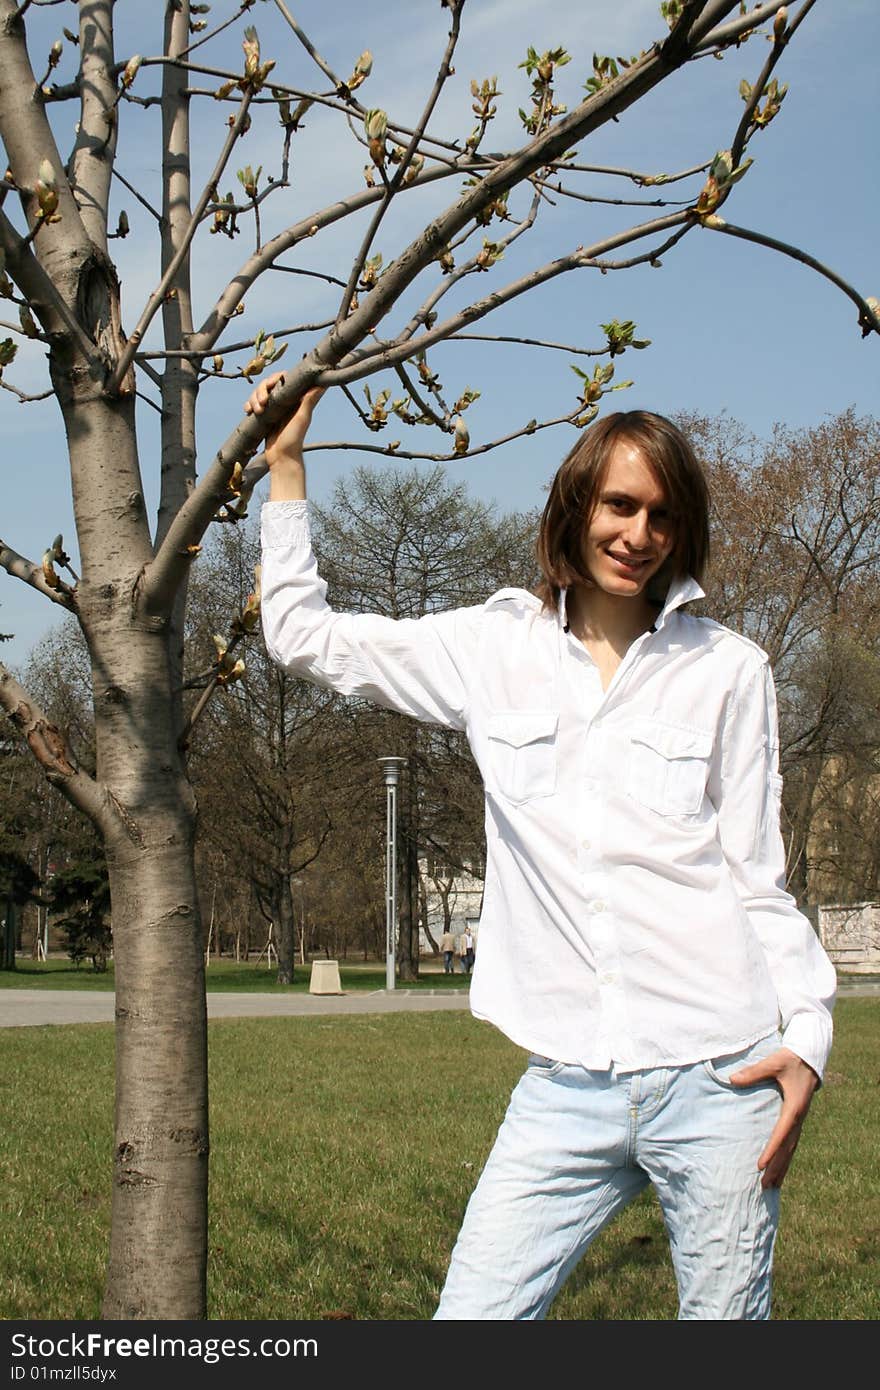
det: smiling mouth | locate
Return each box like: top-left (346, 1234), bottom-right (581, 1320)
top-left (606, 551), bottom-right (653, 571)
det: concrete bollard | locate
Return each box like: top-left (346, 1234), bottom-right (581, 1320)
top-left (309, 959), bottom-right (343, 994)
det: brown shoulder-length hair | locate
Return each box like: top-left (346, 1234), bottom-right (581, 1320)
top-left (535, 410), bottom-right (710, 609)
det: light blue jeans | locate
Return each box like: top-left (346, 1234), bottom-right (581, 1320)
top-left (435, 1034), bottom-right (782, 1320)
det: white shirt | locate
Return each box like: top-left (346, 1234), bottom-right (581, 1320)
top-left (261, 500), bottom-right (835, 1077)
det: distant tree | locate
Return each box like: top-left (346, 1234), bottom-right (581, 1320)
top-left (312, 463), bottom-right (536, 977)
top-left (51, 857), bottom-right (112, 971)
top-left (690, 408), bottom-right (880, 904)
top-left (186, 524), bottom-right (344, 982)
top-left (0, 846), bottom-right (40, 968)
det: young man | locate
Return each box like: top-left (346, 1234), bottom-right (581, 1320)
top-left (248, 374), bottom-right (835, 1320)
top-left (461, 927), bottom-right (475, 975)
top-left (439, 928), bottom-right (456, 974)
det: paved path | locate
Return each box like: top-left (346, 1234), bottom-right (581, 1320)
top-left (1, 979), bottom-right (875, 1027)
top-left (0, 987), bottom-right (473, 1027)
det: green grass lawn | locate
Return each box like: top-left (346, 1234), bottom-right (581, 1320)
top-left (0, 1001), bottom-right (877, 1320)
top-left (0, 956), bottom-right (470, 992)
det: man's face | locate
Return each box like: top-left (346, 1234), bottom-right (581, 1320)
top-left (581, 440), bottom-right (676, 598)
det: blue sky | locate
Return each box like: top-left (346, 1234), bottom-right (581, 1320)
top-left (2, 0), bottom-right (878, 667)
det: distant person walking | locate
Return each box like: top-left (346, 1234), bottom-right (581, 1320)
top-left (461, 928), bottom-right (475, 975)
top-left (440, 929), bottom-right (456, 975)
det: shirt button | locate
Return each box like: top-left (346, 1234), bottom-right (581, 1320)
top-left (591, 900), bottom-right (606, 914)
top-left (600, 972), bottom-right (616, 985)
top-left (582, 838), bottom-right (592, 852)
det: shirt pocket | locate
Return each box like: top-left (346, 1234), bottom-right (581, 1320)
top-left (487, 710), bottom-right (558, 805)
top-left (626, 718), bottom-right (713, 817)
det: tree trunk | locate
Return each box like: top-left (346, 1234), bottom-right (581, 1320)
top-left (275, 875), bottom-right (296, 986)
top-left (102, 824), bottom-right (207, 1318)
top-left (419, 876), bottom-right (440, 955)
top-left (2, 897), bottom-right (16, 970)
top-left (398, 824), bottom-right (419, 983)
top-left (785, 759), bottom-right (826, 907)
top-left (87, 603), bottom-right (208, 1317)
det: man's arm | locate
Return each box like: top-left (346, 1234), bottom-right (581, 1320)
top-left (709, 655), bottom-right (836, 1188)
top-left (251, 373), bottom-right (479, 732)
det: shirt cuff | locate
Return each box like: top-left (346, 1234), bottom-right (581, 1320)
top-left (780, 1011), bottom-right (833, 1082)
top-left (260, 498), bottom-right (311, 549)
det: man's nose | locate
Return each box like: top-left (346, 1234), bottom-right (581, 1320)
top-left (624, 510), bottom-right (652, 549)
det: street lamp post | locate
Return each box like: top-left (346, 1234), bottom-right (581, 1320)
top-left (378, 757), bottom-right (407, 992)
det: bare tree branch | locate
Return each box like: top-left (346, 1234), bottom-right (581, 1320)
top-left (107, 89), bottom-right (255, 393)
top-left (309, 404), bottom-right (585, 463)
top-left (271, 0), bottom-right (345, 92)
top-left (393, 361), bottom-right (446, 431)
top-left (135, 321), bottom-right (335, 362)
top-left (335, 215), bottom-right (692, 382)
top-left (180, 0), bottom-right (256, 59)
top-left (0, 661), bottom-right (108, 827)
top-left (0, 377), bottom-right (53, 401)
top-left (702, 216), bottom-right (880, 337)
top-left (0, 536), bottom-right (76, 608)
top-left (533, 174), bottom-right (691, 210)
top-left (336, 0), bottom-right (464, 321)
top-left (0, 2), bottom-right (95, 317)
top-left (189, 164), bottom-right (457, 354)
top-left (392, 187), bottom-right (542, 349)
top-left (695, 0), bottom-right (790, 51)
top-left (560, 158), bottom-right (711, 186)
top-left (142, 0), bottom-right (839, 626)
top-left (448, 331), bottom-right (627, 357)
top-left (68, 0), bottom-right (117, 253)
top-left (111, 165), bottom-right (161, 223)
top-left (732, 0), bottom-right (820, 170)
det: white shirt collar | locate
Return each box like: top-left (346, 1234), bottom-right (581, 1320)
top-left (559, 573), bottom-right (704, 634)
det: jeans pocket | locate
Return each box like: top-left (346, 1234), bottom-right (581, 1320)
top-left (702, 1033), bottom-right (782, 1089)
top-left (526, 1053), bottom-right (567, 1078)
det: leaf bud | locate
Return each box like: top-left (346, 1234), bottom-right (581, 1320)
top-left (41, 551), bottom-right (60, 589)
top-left (364, 109), bottom-right (388, 142)
top-left (242, 354), bottom-right (266, 381)
top-left (452, 416), bottom-right (470, 455)
top-left (242, 26), bottom-right (260, 79)
top-left (402, 153), bottom-right (424, 186)
top-left (19, 305), bottom-right (40, 338)
top-left (121, 54), bottom-right (142, 90)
